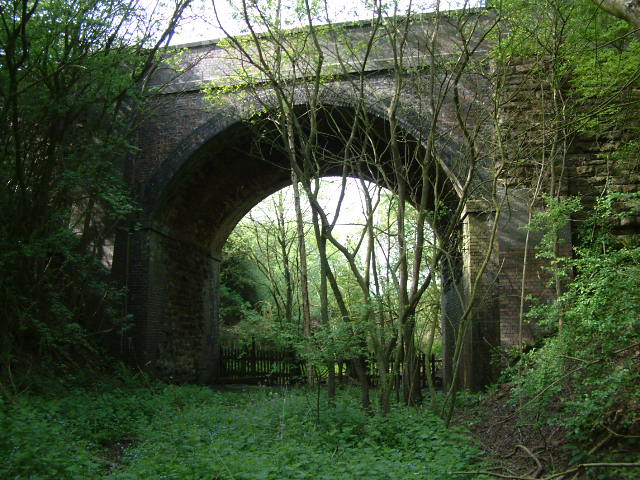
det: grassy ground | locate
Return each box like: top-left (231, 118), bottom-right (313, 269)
top-left (0, 376), bottom-right (490, 479)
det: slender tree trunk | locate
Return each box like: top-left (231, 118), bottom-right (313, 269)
top-left (311, 206), bottom-right (336, 402)
top-left (402, 318), bottom-right (422, 406)
top-left (275, 194), bottom-right (294, 325)
top-left (291, 170), bottom-right (314, 385)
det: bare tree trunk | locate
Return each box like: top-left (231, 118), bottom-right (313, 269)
top-left (592, 0), bottom-right (640, 28)
top-left (275, 193), bottom-right (294, 325)
top-left (291, 170), bottom-right (314, 385)
top-left (309, 201), bottom-right (337, 401)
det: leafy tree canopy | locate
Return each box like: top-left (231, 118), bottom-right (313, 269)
top-left (0, 0), bottom-right (190, 382)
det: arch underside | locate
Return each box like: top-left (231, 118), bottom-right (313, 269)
top-left (117, 101), bottom-right (501, 389)
top-left (153, 105), bottom-right (461, 252)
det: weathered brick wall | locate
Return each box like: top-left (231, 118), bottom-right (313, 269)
top-left (455, 201), bottom-right (501, 390)
top-left (495, 58), bottom-right (640, 348)
top-left (567, 132), bottom-right (640, 211)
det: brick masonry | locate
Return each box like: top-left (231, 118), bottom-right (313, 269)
top-left (111, 16), bottom-right (638, 390)
top-left (494, 57), bottom-right (639, 350)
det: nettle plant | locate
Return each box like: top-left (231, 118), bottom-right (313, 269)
top-left (511, 191), bottom-right (640, 460)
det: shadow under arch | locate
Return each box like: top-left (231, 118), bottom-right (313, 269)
top-left (122, 99), bottom-right (499, 390)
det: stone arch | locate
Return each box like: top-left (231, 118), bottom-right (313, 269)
top-left (119, 94), bottom-right (500, 389)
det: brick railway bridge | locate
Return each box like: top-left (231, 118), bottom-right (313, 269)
top-left (110, 11), bottom-right (632, 390)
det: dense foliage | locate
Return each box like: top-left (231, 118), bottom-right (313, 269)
top-left (491, 1), bottom-right (640, 474)
top-left (220, 182), bottom-right (442, 403)
top-left (0, 376), bottom-right (490, 479)
top-left (495, 0), bottom-right (640, 169)
top-left (0, 0), bottom-right (188, 382)
top-left (219, 234), bottom-right (266, 329)
top-left (506, 194), bottom-right (640, 477)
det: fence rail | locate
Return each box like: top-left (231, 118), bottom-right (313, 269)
top-left (218, 341), bottom-right (442, 388)
top-left (219, 341), bottom-right (304, 386)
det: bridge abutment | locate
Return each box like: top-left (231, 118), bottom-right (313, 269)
top-left (442, 200), bottom-right (501, 391)
top-left (112, 224), bottom-right (222, 383)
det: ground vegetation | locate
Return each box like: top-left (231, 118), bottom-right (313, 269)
top-left (0, 0), bottom-right (639, 478)
top-left (0, 372), bottom-right (490, 479)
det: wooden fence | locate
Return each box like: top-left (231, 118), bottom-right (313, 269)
top-left (218, 341), bottom-right (442, 388)
top-left (218, 341), bottom-right (304, 385)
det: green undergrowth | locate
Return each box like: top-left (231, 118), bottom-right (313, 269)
top-left (0, 375), bottom-right (490, 479)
